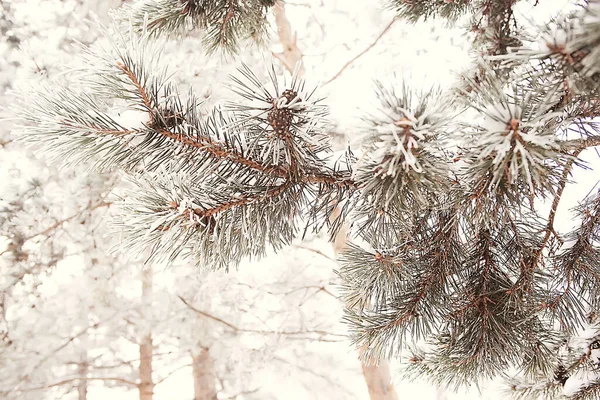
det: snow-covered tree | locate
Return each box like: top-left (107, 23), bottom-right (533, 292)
top-left (14, 0), bottom-right (600, 399)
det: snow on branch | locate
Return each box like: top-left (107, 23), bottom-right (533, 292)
top-left (119, 0), bottom-right (276, 53)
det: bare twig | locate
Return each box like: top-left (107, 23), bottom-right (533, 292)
top-left (323, 17), bottom-right (397, 85)
top-left (15, 376), bottom-right (137, 393)
top-left (177, 295), bottom-right (346, 338)
top-left (23, 201), bottom-right (111, 242)
top-left (0, 138), bottom-right (14, 147)
top-left (272, 356), bottom-right (354, 395)
top-left (527, 149), bottom-right (584, 278)
top-left (154, 363), bottom-right (193, 386)
top-left (293, 244), bottom-right (336, 261)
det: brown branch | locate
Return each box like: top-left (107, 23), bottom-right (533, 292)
top-left (113, 62), bottom-right (356, 196)
top-left (114, 61), bottom-right (291, 177)
top-left (182, 0), bottom-right (195, 15)
top-left (178, 295), bottom-right (249, 332)
top-left (292, 244), bottom-right (336, 262)
top-left (220, 0), bottom-right (236, 46)
top-left (157, 127), bottom-right (289, 177)
top-left (17, 376), bottom-right (138, 393)
top-left (305, 170), bottom-right (356, 187)
top-left (92, 120), bottom-right (354, 187)
top-left (23, 201), bottom-right (111, 242)
top-left (116, 62), bottom-right (154, 122)
top-left (511, 136), bottom-right (600, 289)
top-left (154, 363), bottom-right (193, 386)
top-left (561, 136), bottom-right (600, 152)
top-left (532, 149), bottom-right (583, 270)
top-left (174, 182), bottom-right (291, 222)
top-left (323, 17), bottom-right (397, 86)
top-left (199, 184), bottom-right (288, 216)
top-left (178, 295), bottom-right (346, 337)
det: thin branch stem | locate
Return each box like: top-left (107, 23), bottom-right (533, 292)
top-left (323, 17), bottom-right (397, 85)
top-left (116, 62), bottom-right (154, 122)
top-left (16, 376), bottom-right (138, 393)
top-left (154, 363), bottom-right (193, 386)
top-left (178, 295), bottom-right (346, 337)
top-left (533, 149), bottom-right (583, 270)
top-left (561, 136), bottom-right (600, 152)
top-left (23, 201), bottom-right (111, 242)
top-left (293, 244), bottom-right (336, 261)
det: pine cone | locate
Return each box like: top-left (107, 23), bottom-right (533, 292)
top-left (267, 108), bottom-right (293, 136)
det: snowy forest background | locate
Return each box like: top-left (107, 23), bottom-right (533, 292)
top-left (1, 0), bottom-right (596, 399)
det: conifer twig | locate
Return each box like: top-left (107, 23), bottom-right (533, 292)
top-left (115, 61), bottom-right (355, 188)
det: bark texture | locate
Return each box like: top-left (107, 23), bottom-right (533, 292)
top-left (192, 347), bottom-right (218, 400)
top-left (77, 356), bottom-right (88, 400)
top-left (361, 362), bottom-right (398, 400)
top-left (139, 267), bottom-right (154, 400)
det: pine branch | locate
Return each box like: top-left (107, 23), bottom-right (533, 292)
top-left (545, 188), bottom-right (600, 331)
top-left (572, 380), bottom-right (600, 400)
top-left (388, 0), bottom-right (471, 22)
top-left (535, 149), bottom-right (582, 263)
top-left (113, 60), bottom-right (353, 187)
top-left (120, 0), bottom-right (276, 54)
top-left (168, 181), bottom-right (291, 221)
top-left (562, 136), bottom-right (600, 152)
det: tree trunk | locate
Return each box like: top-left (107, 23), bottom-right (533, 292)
top-left (331, 210), bottom-right (399, 400)
top-left (77, 353), bottom-right (88, 400)
top-left (192, 347), bottom-right (217, 400)
top-left (77, 330), bottom-right (90, 400)
top-left (272, 0), bottom-right (304, 75)
top-left (361, 361), bottom-right (398, 400)
top-left (272, 3), bottom-right (399, 397)
top-left (139, 267), bottom-right (154, 400)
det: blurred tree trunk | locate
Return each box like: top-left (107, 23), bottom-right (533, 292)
top-left (272, 0), bottom-right (304, 75)
top-left (273, 2), bottom-right (398, 398)
top-left (361, 362), bottom-right (398, 400)
top-left (77, 352), bottom-right (88, 400)
top-left (332, 212), bottom-right (399, 400)
top-left (192, 347), bottom-right (217, 400)
top-left (139, 267), bottom-right (154, 400)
